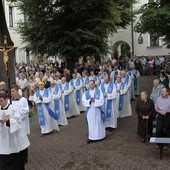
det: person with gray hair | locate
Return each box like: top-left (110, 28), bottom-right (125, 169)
top-left (136, 91), bottom-right (155, 142)
top-left (150, 79), bottom-right (164, 104)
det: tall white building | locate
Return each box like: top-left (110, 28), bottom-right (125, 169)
top-left (110, 0), bottom-right (170, 58)
top-left (2, 0), bottom-right (32, 63)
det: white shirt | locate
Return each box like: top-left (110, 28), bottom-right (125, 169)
top-left (18, 78), bottom-right (28, 90)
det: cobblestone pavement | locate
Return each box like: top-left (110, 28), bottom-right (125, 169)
top-left (26, 76), bottom-right (170, 170)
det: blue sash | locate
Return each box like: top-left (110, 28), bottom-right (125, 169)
top-left (60, 83), bottom-right (69, 111)
top-left (89, 75), bottom-right (97, 82)
top-left (94, 76), bottom-right (98, 82)
top-left (115, 82), bottom-right (125, 112)
top-left (85, 88), bottom-right (105, 122)
top-left (101, 83), bottom-right (113, 118)
top-left (127, 71), bottom-right (132, 77)
top-left (115, 71), bottom-right (118, 76)
top-left (84, 76), bottom-right (89, 91)
top-left (36, 89), bottom-right (59, 126)
top-left (124, 75), bottom-right (129, 85)
top-left (114, 71), bottom-right (118, 81)
top-left (70, 78), bottom-right (81, 105)
top-left (49, 86), bottom-right (60, 119)
top-left (85, 76), bottom-right (89, 85)
top-left (37, 103), bottom-right (45, 126)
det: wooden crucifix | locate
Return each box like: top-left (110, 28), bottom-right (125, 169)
top-left (0, 35), bottom-right (15, 70)
top-left (0, 35), bottom-right (15, 104)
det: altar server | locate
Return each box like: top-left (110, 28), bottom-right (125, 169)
top-left (0, 90), bottom-right (30, 170)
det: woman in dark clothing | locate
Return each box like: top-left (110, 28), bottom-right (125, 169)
top-left (135, 91), bottom-right (155, 142)
top-left (159, 71), bottom-right (169, 88)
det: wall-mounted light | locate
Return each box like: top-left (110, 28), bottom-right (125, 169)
top-left (138, 34), bottom-right (143, 44)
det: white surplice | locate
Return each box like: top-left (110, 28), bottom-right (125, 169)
top-left (0, 104), bottom-right (30, 154)
top-left (99, 83), bottom-right (117, 128)
top-left (49, 86), bottom-right (68, 126)
top-left (33, 89), bottom-right (59, 134)
top-left (12, 97), bottom-right (30, 135)
top-left (82, 89), bottom-right (105, 140)
top-left (61, 83), bottom-right (80, 117)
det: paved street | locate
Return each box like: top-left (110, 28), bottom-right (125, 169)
top-left (26, 76), bottom-right (170, 170)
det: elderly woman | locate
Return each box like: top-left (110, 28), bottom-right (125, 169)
top-left (135, 91), bottom-right (155, 142)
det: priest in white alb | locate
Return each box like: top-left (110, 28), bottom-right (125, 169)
top-left (49, 80), bottom-right (68, 126)
top-left (33, 81), bottom-right (59, 136)
top-left (0, 90), bottom-right (30, 170)
top-left (82, 80), bottom-right (105, 143)
top-left (82, 71), bottom-right (90, 92)
top-left (70, 73), bottom-right (85, 112)
top-left (89, 70), bottom-right (99, 87)
top-left (115, 76), bottom-right (132, 118)
top-left (128, 65), bottom-right (140, 98)
top-left (60, 77), bottom-right (80, 118)
top-left (99, 76), bottom-right (117, 130)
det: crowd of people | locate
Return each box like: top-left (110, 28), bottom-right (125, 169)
top-left (13, 58), bottom-right (143, 134)
top-left (0, 55), bottom-right (170, 169)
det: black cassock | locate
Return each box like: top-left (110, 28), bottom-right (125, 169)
top-left (135, 98), bottom-right (155, 139)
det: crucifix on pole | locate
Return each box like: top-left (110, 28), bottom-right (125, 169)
top-left (0, 35), bottom-right (15, 104)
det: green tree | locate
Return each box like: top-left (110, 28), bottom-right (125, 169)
top-left (135, 0), bottom-right (170, 47)
top-left (16, 0), bottom-right (135, 70)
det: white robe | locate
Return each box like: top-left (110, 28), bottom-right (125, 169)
top-left (122, 75), bottom-right (132, 101)
top-left (12, 97), bottom-right (30, 135)
top-left (115, 82), bottom-right (132, 118)
top-left (33, 89), bottom-right (59, 134)
top-left (55, 79), bottom-right (62, 86)
top-left (0, 104), bottom-right (30, 154)
top-left (89, 75), bottom-right (99, 87)
top-left (82, 89), bottom-right (105, 140)
top-left (49, 87), bottom-right (68, 126)
top-left (82, 76), bottom-right (89, 91)
top-left (61, 83), bottom-right (80, 117)
top-left (99, 83), bottom-right (117, 128)
top-left (110, 70), bottom-right (120, 82)
top-left (130, 69), bottom-right (140, 96)
top-left (71, 78), bottom-right (85, 112)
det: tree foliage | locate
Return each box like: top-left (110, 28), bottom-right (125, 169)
top-left (135, 0), bottom-right (170, 47)
top-left (16, 0), bottom-right (135, 62)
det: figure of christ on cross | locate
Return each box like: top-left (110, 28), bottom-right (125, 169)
top-left (0, 36), bottom-right (15, 70)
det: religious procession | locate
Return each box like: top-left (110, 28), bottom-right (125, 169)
top-left (13, 57), bottom-right (142, 137)
top-left (1, 0), bottom-right (170, 169)
top-left (0, 55), bottom-right (170, 169)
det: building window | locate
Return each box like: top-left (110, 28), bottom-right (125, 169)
top-left (9, 6), bottom-right (14, 27)
top-left (150, 34), bottom-right (159, 46)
